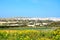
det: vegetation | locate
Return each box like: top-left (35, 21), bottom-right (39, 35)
top-left (0, 28), bottom-right (60, 40)
top-left (48, 21), bottom-right (60, 27)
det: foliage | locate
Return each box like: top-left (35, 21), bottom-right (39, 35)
top-left (0, 28), bottom-right (60, 40)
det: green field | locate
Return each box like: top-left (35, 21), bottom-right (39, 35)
top-left (0, 26), bottom-right (54, 30)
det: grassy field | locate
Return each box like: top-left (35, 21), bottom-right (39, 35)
top-left (0, 27), bottom-right (60, 40)
top-left (0, 27), bottom-right (56, 30)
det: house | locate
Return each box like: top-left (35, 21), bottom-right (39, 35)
top-left (42, 23), bottom-right (48, 26)
top-left (27, 22), bottom-right (35, 27)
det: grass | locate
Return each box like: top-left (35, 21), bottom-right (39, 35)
top-left (0, 27), bottom-right (56, 30)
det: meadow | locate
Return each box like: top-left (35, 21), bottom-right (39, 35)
top-left (0, 28), bottom-right (60, 40)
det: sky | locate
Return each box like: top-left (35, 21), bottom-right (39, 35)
top-left (0, 0), bottom-right (60, 18)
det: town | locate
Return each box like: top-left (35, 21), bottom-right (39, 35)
top-left (0, 17), bottom-right (60, 28)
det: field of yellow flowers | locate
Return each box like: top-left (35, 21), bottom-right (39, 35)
top-left (0, 28), bottom-right (60, 40)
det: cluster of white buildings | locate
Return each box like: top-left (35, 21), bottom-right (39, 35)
top-left (0, 17), bottom-right (60, 27)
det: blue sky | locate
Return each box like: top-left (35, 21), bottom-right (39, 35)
top-left (0, 0), bottom-right (60, 18)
